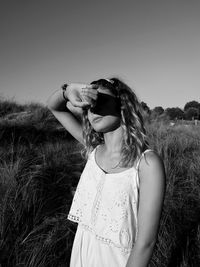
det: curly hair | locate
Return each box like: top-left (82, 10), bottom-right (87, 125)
top-left (81, 77), bottom-right (150, 167)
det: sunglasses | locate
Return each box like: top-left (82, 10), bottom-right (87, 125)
top-left (86, 91), bottom-right (121, 117)
top-left (90, 78), bottom-right (115, 90)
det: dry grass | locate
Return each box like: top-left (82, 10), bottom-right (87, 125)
top-left (0, 102), bottom-right (200, 266)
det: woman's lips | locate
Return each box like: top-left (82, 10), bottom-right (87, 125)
top-left (92, 116), bottom-right (103, 123)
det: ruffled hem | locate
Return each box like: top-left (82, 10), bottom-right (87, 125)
top-left (67, 213), bottom-right (134, 255)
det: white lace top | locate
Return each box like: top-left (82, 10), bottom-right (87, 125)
top-left (67, 146), bottom-right (154, 255)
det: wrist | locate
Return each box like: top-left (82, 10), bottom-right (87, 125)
top-left (61, 83), bottom-right (69, 102)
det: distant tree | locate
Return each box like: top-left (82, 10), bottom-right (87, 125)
top-left (184, 101), bottom-right (200, 120)
top-left (164, 107), bottom-right (184, 120)
top-left (141, 101), bottom-right (151, 114)
top-left (150, 106), bottom-right (164, 120)
top-left (184, 107), bottom-right (199, 120)
top-left (184, 101), bottom-right (200, 112)
top-left (153, 106), bottom-right (164, 115)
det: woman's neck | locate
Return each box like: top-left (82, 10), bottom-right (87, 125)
top-left (103, 125), bottom-right (123, 154)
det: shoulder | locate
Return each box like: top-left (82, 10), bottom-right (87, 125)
top-left (138, 150), bottom-right (166, 185)
top-left (141, 150), bottom-right (164, 169)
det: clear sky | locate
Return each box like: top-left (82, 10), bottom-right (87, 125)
top-left (1, 0), bottom-right (200, 109)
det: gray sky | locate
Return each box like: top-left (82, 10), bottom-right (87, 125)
top-left (1, 0), bottom-right (200, 109)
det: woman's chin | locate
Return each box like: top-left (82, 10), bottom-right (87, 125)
top-left (89, 115), bottom-right (121, 133)
top-left (92, 124), bottom-right (106, 133)
top-left (92, 122), bottom-right (121, 133)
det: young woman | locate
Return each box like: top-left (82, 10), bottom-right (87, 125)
top-left (47, 78), bottom-right (166, 267)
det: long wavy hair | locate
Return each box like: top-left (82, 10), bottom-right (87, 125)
top-left (81, 77), bottom-right (150, 167)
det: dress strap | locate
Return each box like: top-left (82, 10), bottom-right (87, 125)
top-left (135, 149), bottom-right (154, 170)
top-left (89, 145), bottom-right (99, 156)
top-left (135, 149), bottom-right (154, 187)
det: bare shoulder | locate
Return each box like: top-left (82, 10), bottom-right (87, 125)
top-left (138, 150), bottom-right (166, 184)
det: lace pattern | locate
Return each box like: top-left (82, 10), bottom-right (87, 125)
top-left (67, 147), bottom-right (153, 253)
top-left (90, 175), bottom-right (106, 226)
top-left (76, 223), bottom-right (134, 255)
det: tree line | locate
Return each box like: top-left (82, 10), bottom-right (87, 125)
top-left (0, 97), bottom-right (199, 122)
top-left (141, 100), bottom-right (200, 121)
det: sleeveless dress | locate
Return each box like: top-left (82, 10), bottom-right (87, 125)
top-left (67, 145), bottom-right (154, 267)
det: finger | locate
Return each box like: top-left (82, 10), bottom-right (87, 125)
top-left (82, 87), bottom-right (98, 94)
top-left (73, 100), bottom-right (91, 108)
top-left (66, 101), bottom-right (83, 114)
top-left (80, 95), bottom-right (91, 104)
top-left (81, 91), bottom-right (98, 101)
top-left (79, 92), bottom-right (94, 104)
top-left (81, 87), bottom-right (98, 97)
top-left (70, 97), bottom-right (89, 107)
top-left (84, 84), bottom-right (99, 90)
top-left (66, 101), bottom-right (74, 110)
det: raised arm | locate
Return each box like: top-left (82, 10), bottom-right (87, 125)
top-left (46, 83), bottom-right (98, 144)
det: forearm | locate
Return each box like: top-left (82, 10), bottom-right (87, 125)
top-left (126, 242), bottom-right (155, 267)
top-left (47, 87), bottom-right (83, 122)
top-left (47, 88), bottom-right (68, 111)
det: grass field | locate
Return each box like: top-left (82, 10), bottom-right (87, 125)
top-left (0, 100), bottom-right (200, 267)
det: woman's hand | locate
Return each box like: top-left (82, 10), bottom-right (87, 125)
top-left (66, 83), bottom-right (98, 108)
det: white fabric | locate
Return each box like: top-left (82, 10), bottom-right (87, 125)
top-left (68, 146), bottom-right (154, 266)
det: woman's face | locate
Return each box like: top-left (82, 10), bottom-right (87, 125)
top-left (87, 87), bottom-right (121, 133)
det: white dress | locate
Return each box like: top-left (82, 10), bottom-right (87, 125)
top-left (67, 146), bottom-right (154, 267)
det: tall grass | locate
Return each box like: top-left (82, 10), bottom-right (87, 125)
top-left (0, 102), bottom-right (200, 266)
top-left (0, 137), bottom-right (84, 266)
top-left (146, 121), bottom-right (200, 267)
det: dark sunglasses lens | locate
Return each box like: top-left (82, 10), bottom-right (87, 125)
top-left (91, 79), bottom-right (114, 89)
top-left (87, 93), bottom-right (121, 116)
